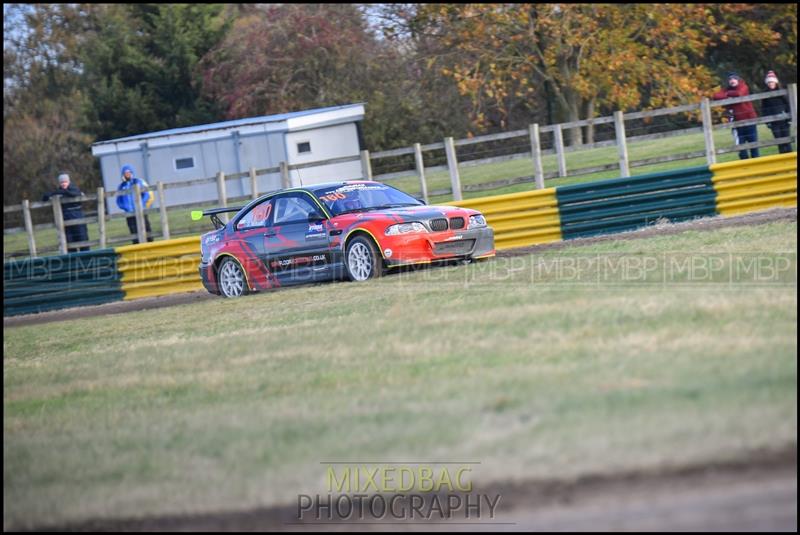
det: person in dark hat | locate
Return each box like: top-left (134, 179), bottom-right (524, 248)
top-left (713, 72), bottom-right (760, 159)
top-left (42, 173), bottom-right (90, 252)
top-left (761, 70), bottom-right (792, 154)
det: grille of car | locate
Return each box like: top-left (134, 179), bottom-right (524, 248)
top-left (433, 239), bottom-right (475, 256)
top-left (429, 218), bottom-right (448, 232)
top-left (449, 217), bottom-right (465, 230)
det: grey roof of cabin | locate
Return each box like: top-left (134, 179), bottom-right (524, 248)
top-left (92, 103), bottom-right (365, 146)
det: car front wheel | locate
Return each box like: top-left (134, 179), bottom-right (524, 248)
top-left (218, 257), bottom-right (248, 297)
top-left (345, 236), bottom-right (383, 282)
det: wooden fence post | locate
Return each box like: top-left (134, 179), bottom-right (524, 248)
top-left (250, 167), bottom-right (259, 200)
top-left (614, 111), bottom-right (630, 178)
top-left (280, 161), bottom-right (291, 189)
top-left (553, 125), bottom-right (567, 178)
top-left (216, 171), bottom-right (228, 223)
top-left (789, 83), bottom-right (797, 140)
top-left (360, 149), bottom-right (373, 180)
top-left (157, 181), bottom-right (169, 240)
top-left (529, 123), bottom-right (545, 189)
top-left (133, 183), bottom-right (147, 243)
top-left (51, 196), bottom-right (68, 254)
top-left (444, 137), bottom-right (463, 201)
top-left (96, 187), bottom-right (107, 249)
top-left (700, 98), bottom-right (716, 165)
top-left (414, 143), bottom-right (429, 204)
top-left (22, 199), bottom-right (37, 257)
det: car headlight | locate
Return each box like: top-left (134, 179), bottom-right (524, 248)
top-left (468, 214), bottom-right (487, 229)
top-left (385, 222), bottom-right (428, 235)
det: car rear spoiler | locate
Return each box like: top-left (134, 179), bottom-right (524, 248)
top-left (191, 206), bottom-right (244, 230)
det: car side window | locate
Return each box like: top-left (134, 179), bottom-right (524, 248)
top-left (273, 194), bottom-right (324, 225)
top-left (236, 199), bottom-right (274, 230)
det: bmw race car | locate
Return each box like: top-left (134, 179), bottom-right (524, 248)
top-left (194, 181), bottom-right (495, 297)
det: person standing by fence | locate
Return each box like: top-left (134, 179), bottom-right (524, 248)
top-left (41, 173), bottom-right (90, 252)
top-left (761, 70), bottom-right (792, 154)
top-left (713, 72), bottom-right (760, 160)
top-left (116, 164), bottom-right (154, 244)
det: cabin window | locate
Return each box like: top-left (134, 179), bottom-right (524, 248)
top-left (175, 157), bottom-right (195, 170)
top-left (297, 141), bottom-right (311, 154)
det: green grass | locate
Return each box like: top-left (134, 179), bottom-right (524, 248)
top-left (4, 220), bottom-right (796, 529)
top-left (4, 125), bottom-right (792, 257)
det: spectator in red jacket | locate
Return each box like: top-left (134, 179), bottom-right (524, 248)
top-left (713, 72), bottom-right (760, 159)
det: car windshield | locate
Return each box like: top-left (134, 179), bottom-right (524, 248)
top-left (315, 183), bottom-right (422, 216)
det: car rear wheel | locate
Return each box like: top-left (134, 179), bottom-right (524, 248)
top-left (345, 236), bottom-right (383, 282)
top-left (218, 257), bottom-right (248, 297)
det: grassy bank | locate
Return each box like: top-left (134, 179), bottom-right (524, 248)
top-left (382, 124), bottom-right (786, 202)
top-left (3, 220), bottom-right (797, 529)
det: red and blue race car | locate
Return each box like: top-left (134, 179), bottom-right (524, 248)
top-left (195, 181), bottom-right (495, 297)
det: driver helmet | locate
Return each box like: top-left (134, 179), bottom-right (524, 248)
top-left (342, 199), bottom-right (363, 211)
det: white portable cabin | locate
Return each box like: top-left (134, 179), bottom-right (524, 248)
top-left (91, 103), bottom-right (366, 213)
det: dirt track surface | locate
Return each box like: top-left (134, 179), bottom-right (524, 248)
top-left (4, 286), bottom-right (217, 328)
top-left (28, 448), bottom-right (796, 532)
top-left (5, 207), bottom-right (796, 329)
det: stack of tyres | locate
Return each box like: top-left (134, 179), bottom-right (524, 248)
top-left (556, 166), bottom-right (718, 239)
top-left (3, 249), bottom-right (123, 317)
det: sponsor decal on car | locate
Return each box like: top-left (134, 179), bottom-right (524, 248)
top-left (269, 254), bottom-right (328, 270)
top-left (306, 223), bottom-right (326, 239)
top-left (203, 233), bottom-right (221, 245)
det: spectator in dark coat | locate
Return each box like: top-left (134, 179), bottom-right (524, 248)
top-left (713, 72), bottom-right (760, 159)
top-left (761, 70), bottom-right (793, 154)
top-left (42, 173), bottom-right (90, 252)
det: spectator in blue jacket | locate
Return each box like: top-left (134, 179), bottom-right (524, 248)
top-left (42, 173), bottom-right (90, 252)
top-left (117, 164), bottom-right (154, 244)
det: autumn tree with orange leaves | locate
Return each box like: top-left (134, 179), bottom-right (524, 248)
top-left (3, 4), bottom-right (796, 205)
top-left (404, 3), bottom-right (795, 145)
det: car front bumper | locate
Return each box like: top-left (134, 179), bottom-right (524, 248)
top-left (381, 226), bottom-right (495, 267)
